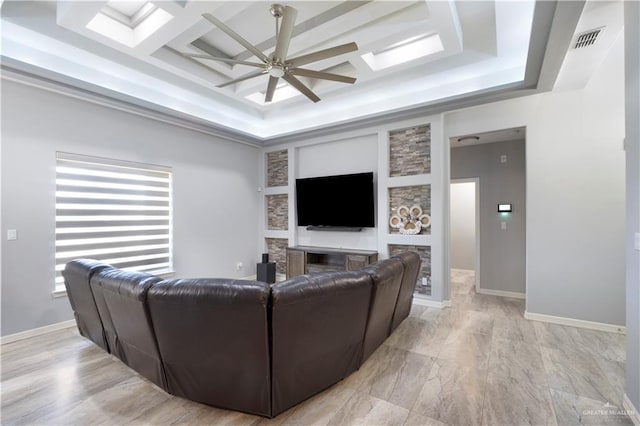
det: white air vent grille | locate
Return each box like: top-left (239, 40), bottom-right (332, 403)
top-left (574, 28), bottom-right (603, 49)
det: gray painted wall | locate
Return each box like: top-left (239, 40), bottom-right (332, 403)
top-left (451, 140), bottom-right (526, 294)
top-left (1, 79), bottom-right (261, 336)
top-left (450, 181), bottom-right (476, 270)
top-left (444, 32), bottom-right (625, 326)
top-left (625, 0), bottom-right (640, 413)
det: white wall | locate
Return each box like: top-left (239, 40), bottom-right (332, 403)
top-left (624, 0), bottom-right (640, 413)
top-left (444, 34), bottom-right (626, 325)
top-left (295, 135), bottom-right (378, 250)
top-left (450, 181), bottom-right (476, 270)
top-left (1, 79), bottom-right (261, 336)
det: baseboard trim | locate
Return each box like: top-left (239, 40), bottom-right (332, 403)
top-left (413, 298), bottom-right (448, 309)
top-left (477, 288), bottom-right (525, 299)
top-left (623, 394), bottom-right (640, 425)
top-left (0, 320), bottom-right (76, 345)
top-left (524, 311), bottom-right (625, 334)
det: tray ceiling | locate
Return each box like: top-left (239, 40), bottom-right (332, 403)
top-left (2, 1), bottom-right (547, 139)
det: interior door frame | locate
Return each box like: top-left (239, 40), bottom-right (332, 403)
top-left (450, 177), bottom-right (480, 292)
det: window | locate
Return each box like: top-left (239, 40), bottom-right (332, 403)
top-left (55, 152), bottom-right (172, 292)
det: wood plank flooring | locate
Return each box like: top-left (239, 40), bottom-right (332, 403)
top-left (1, 270), bottom-right (632, 425)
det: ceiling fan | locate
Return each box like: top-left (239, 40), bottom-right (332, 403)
top-left (184, 4), bottom-right (358, 103)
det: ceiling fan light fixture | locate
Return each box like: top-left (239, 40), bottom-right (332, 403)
top-left (188, 4), bottom-right (358, 104)
top-left (268, 64), bottom-right (285, 78)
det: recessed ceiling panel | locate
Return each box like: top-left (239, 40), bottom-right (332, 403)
top-left (1, 0), bottom-right (542, 139)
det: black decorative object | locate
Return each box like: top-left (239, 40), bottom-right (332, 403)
top-left (257, 255), bottom-right (276, 284)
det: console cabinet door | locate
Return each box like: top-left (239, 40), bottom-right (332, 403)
top-left (346, 255), bottom-right (368, 271)
top-left (286, 249), bottom-right (305, 279)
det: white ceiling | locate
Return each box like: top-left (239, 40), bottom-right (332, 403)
top-left (0, 1), bottom-right (598, 142)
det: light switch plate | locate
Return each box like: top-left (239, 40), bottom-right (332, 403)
top-left (7, 229), bottom-right (17, 240)
top-left (634, 232), bottom-right (640, 251)
top-left (501, 221), bottom-right (507, 230)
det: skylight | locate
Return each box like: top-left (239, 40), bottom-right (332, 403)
top-left (245, 83), bottom-right (301, 105)
top-left (102, 1), bottom-right (158, 28)
top-left (361, 34), bottom-right (444, 71)
top-left (86, 2), bottom-right (173, 48)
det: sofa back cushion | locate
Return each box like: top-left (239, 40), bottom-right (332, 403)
top-left (361, 258), bottom-right (404, 362)
top-left (147, 279), bottom-right (271, 417)
top-left (90, 268), bottom-right (165, 389)
top-left (62, 259), bottom-right (113, 351)
top-left (270, 271), bottom-right (373, 416)
top-left (390, 251), bottom-right (422, 331)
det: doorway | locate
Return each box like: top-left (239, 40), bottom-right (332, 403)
top-left (450, 179), bottom-right (479, 294)
top-left (448, 127), bottom-right (527, 302)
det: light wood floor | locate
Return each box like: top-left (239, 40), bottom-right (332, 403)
top-left (1, 271), bottom-right (632, 425)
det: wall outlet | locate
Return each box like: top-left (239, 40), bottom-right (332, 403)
top-left (7, 229), bottom-right (17, 240)
top-left (501, 221), bottom-right (507, 230)
top-left (421, 277), bottom-right (427, 286)
top-left (500, 154), bottom-right (507, 163)
top-left (236, 262), bottom-right (243, 270)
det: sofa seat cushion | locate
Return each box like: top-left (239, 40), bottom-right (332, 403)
top-left (91, 268), bottom-right (165, 389)
top-left (270, 271), bottom-right (373, 416)
top-left (147, 279), bottom-right (272, 417)
top-left (361, 258), bottom-right (404, 362)
top-left (62, 259), bottom-right (113, 352)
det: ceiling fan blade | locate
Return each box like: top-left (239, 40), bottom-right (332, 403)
top-left (287, 42), bottom-right (358, 68)
top-left (183, 53), bottom-right (265, 68)
top-left (217, 69), bottom-right (267, 88)
top-left (202, 13), bottom-right (269, 63)
top-left (289, 68), bottom-right (356, 84)
top-left (265, 76), bottom-right (279, 102)
top-left (274, 6), bottom-right (297, 62)
top-left (283, 74), bottom-right (320, 103)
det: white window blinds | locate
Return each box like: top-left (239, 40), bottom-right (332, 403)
top-left (55, 152), bottom-right (173, 291)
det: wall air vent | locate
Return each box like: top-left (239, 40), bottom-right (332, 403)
top-left (574, 28), bottom-right (603, 49)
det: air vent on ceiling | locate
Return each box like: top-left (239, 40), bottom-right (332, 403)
top-left (574, 28), bottom-right (603, 49)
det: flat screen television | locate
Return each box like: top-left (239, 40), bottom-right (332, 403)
top-left (296, 172), bottom-right (375, 229)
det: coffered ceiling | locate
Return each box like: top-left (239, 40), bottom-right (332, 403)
top-left (1, 1), bottom-right (582, 141)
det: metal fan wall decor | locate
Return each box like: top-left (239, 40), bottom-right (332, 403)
top-left (184, 4), bottom-right (358, 103)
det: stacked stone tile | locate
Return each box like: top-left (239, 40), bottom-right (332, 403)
top-left (389, 124), bottom-right (431, 177)
top-left (266, 150), bottom-right (288, 187)
top-left (267, 194), bottom-right (288, 230)
top-left (388, 244), bottom-right (432, 296)
top-left (265, 238), bottom-right (288, 275)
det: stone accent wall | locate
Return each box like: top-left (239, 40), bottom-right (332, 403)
top-left (389, 124), bottom-right (431, 177)
top-left (266, 150), bottom-right (288, 187)
top-left (266, 194), bottom-right (288, 230)
top-left (388, 185), bottom-right (431, 234)
top-left (388, 244), bottom-right (431, 296)
top-left (265, 238), bottom-right (288, 275)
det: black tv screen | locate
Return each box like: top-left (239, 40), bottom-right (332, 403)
top-left (296, 172), bottom-right (375, 228)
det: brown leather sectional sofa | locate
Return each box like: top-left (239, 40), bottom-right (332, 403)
top-left (63, 251), bottom-right (421, 418)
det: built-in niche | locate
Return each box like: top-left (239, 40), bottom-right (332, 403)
top-left (388, 244), bottom-right (431, 296)
top-left (388, 185), bottom-right (431, 235)
top-left (266, 149), bottom-right (288, 187)
top-left (266, 194), bottom-right (288, 230)
top-left (389, 124), bottom-right (431, 177)
top-left (265, 238), bottom-right (288, 275)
